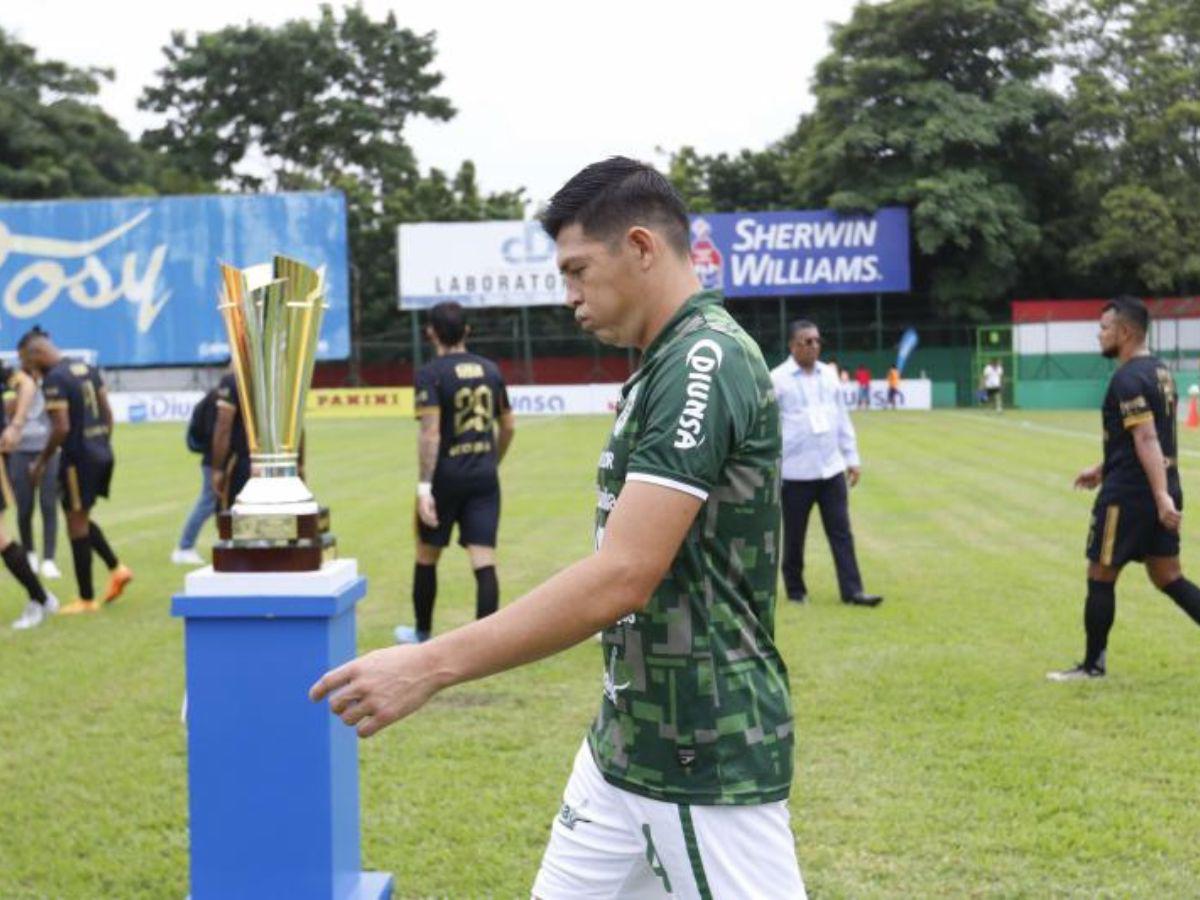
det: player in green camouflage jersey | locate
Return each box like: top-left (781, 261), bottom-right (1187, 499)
top-left (312, 158), bottom-right (805, 898)
top-left (590, 289), bottom-right (793, 806)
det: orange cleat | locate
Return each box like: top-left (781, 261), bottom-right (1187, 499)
top-left (59, 599), bottom-right (100, 615)
top-left (103, 564), bottom-right (134, 605)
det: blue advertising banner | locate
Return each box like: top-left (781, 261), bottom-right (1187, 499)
top-left (689, 207), bottom-right (910, 297)
top-left (0, 191), bottom-right (350, 365)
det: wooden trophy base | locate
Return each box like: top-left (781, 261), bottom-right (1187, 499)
top-left (214, 507), bottom-right (336, 573)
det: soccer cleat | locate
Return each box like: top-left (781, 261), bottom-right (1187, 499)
top-left (40, 559), bottom-right (62, 579)
top-left (59, 598), bottom-right (100, 615)
top-left (43, 592), bottom-right (59, 615)
top-left (1046, 663), bottom-right (1106, 682)
top-left (11, 600), bottom-right (47, 630)
top-left (394, 625), bottom-right (430, 645)
top-left (103, 564), bottom-right (134, 604)
top-left (171, 548), bottom-right (205, 566)
top-left (26, 551), bottom-right (38, 572)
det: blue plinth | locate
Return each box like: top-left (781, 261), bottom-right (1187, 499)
top-left (172, 560), bottom-right (392, 900)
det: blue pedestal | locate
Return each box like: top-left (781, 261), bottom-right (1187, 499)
top-left (171, 560), bottom-right (392, 899)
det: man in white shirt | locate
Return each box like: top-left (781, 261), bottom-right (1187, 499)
top-left (981, 360), bottom-right (1004, 411)
top-left (771, 320), bottom-right (882, 607)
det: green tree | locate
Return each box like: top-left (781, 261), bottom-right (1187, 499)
top-left (1061, 0), bottom-right (1200, 292)
top-left (0, 29), bottom-right (188, 198)
top-left (790, 0), bottom-right (1067, 317)
top-left (140, 4), bottom-right (524, 336)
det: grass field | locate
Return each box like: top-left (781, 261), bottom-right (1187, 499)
top-left (3, 409), bottom-right (1200, 898)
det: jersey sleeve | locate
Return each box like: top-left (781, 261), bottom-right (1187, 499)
top-left (42, 368), bottom-right (69, 411)
top-left (625, 335), bottom-right (755, 501)
top-left (1112, 367), bottom-right (1154, 429)
top-left (216, 374), bottom-right (240, 411)
top-left (413, 366), bottom-right (439, 418)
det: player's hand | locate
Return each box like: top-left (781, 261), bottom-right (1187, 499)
top-left (417, 494), bottom-right (439, 528)
top-left (0, 425), bottom-right (17, 452)
top-left (847, 466), bottom-right (861, 488)
top-left (1156, 491), bottom-right (1182, 532)
top-left (309, 645), bottom-right (438, 738)
top-left (28, 460), bottom-right (44, 486)
top-left (211, 468), bottom-right (226, 498)
top-left (1073, 465), bottom-right (1102, 490)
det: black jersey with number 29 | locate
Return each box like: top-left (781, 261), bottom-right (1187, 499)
top-left (1101, 355), bottom-right (1179, 497)
top-left (414, 352), bottom-right (510, 490)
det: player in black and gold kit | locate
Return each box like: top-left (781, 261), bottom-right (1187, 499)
top-left (1050, 297), bottom-right (1200, 680)
top-left (395, 302), bottom-right (515, 644)
top-left (22, 329), bottom-right (133, 615)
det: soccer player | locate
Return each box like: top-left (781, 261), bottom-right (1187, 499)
top-left (209, 369), bottom-right (251, 512)
top-left (22, 329), bottom-right (133, 615)
top-left (1049, 296), bottom-right (1200, 681)
top-left (394, 302), bottom-right (515, 645)
top-left (311, 158), bottom-right (804, 897)
top-left (1, 358), bottom-right (59, 629)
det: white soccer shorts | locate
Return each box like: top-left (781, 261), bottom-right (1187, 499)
top-left (532, 740), bottom-right (806, 899)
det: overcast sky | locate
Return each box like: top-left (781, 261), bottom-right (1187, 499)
top-left (5, 0), bottom-right (863, 211)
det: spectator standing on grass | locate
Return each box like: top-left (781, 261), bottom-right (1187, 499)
top-left (171, 383), bottom-right (220, 566)
top-left (6, 351), bottom-right (61, 580)
top-left (886, 365), bottom-right (901, 409)
top-left (771, 319), bottom-right (883, 609)
top-left (855, 363), bottom-right (872, 409)
top-left (982, 359), bottom-right (1004, 412)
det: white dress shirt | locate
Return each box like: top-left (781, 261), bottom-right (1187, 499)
top-left (770, 357), bottom-right (861, 481)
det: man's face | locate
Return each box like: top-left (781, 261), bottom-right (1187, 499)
top-left (1098, 310), bottom-right (1121, 359)
top-left (789, 328), bottom-right (822, 367)
top-left (556, 223), bottom-right (642, 347)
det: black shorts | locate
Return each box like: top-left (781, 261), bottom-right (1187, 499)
top-left (61, 454), bottom-right (114, 513)
top-left (1086, 490), bottom-right (1181, 567)
top-left (986, 387), bottom-right (1001, 399)
top-left (417, 481), bottom-right (501, 549)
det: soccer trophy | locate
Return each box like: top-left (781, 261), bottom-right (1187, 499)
top-left (171, 254), bottom-right (391, 899)
top-left (212, 255), bottom-right (336, 571)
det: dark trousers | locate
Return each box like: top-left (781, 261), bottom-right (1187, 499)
top-left (781, 476), bottom-right (864, 600)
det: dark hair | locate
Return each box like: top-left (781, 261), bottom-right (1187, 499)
top-left (17, 325), bottom-right (49, 350)
top-left (1103, 295), bottom-right (1149, 335)
top-left (787, 319), bottom-right (818, 341)
top-left (539, 156), bottom-right (690, 256)
top-left (429, 302), bottom-right (467, 346)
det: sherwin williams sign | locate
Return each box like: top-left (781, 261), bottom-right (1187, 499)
top-left (398, 206), bottom-right (910, 309)
top-left (0, 191), bottom-right (350, 365)
top-left (689, 207), bottom-right (911, 297)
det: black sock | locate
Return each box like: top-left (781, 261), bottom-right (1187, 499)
top-left (71, 536), bottom-right (94, 601)
top-left (89, 522), bottom-right (119, 570)
top-left (413, 563), bottom-right (437, 636)
top-left (474, 565), bottom-right (499, 619)
top-left (1162, 578), bottom-right (1200, 626)
top-left (2, 542), bottom-right (45, 603)
top-left (1084, 578), bottom-right (1116, 670)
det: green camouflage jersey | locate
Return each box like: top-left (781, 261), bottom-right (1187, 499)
top-left (587, 289), bottom-right (793, 806)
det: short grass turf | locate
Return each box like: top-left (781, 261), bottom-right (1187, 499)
top-left (2, 410), bottom-right (1200, 898)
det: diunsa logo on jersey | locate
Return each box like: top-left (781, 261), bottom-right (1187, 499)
top-left (674, 339), bottom-right (724, 449)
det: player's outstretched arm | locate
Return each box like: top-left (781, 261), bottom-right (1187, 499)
top-left (310, 480), bottom-right (701, 737)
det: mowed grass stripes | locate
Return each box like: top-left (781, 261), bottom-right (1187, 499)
top-left (1, 411), bottom-right (1199, 897)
